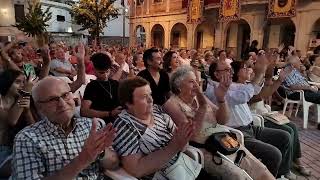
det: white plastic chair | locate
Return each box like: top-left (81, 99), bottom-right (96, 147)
top-left (104, 146), bottom-right (205, 180)
top-left (252, 114), bottom-right (265, 128)
top-left (279, 86), bottom-right (320, 129)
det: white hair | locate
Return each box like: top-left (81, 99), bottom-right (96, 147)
top-left (32, 76), bottom-right (68, 102)
top-left (170, 65), bottom-right (195, 94)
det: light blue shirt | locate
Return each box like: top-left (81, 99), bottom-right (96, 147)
top-left (205, 80), bottom-right (263, 127)
top-left (50, 59), bottom-right (74, 77)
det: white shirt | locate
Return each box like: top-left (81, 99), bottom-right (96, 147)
top-left (205, 80), bottom-right (262, 127)
top-left (226, 58), bottom-right (233, 65)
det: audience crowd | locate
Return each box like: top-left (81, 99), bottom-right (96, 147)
top-left (1, 35), bottom-right (320, 180)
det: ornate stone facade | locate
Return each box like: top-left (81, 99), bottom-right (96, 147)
top-left (129, 0), bottom-right (320, 57)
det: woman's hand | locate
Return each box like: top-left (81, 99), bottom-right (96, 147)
top-left (215, 73), bottom-right (231, 102)
top-left (24, 75), bottom-right (39, 92)
top-left (192, 81), bottom-right (206, 106)
top-left (169, 121), bottom-right (194, 152)
top-left (17, 96), bottom-right (31, 109)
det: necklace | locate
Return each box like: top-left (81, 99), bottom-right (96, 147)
top-left (98, 81), bottom-right (113, 99)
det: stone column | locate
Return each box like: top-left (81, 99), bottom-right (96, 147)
top-left (146, 0), bottom-right (150, 15)
top-left (251, 14), bottom-right (265, 49)
top-left (214, 22), bottom-right (224, 49)
top-left (226, 23), bottom-right (238, 48)
top-left (268, 25), bottom-right (281, 49)
top-left (164, 21), bottom-right (170, 48)
top-left (294, 12), bottom-right (310, 55)
top-left (187, 23), bottom-right (195, 49)
top-left (129, 22), bottom-right (135, 47)
top-left (166, 0), bottom-right (170, 12)
top-left (145, 22), bottom-right (151, 48)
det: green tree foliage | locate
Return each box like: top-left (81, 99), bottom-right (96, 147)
top-left (71, 0), bottom-right (119, 40)
top-left (13, 1), bottom-right (52, 37)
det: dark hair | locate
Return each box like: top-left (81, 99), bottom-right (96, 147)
top-left (218, 50), bottom-right (226, 56)
top-left (243, 54), bottom-right (251, 61)
top-left (90, 53), bottom-right (112, 70)
top-left (226, 48), bottom-right (233, 56)
top-left (163, 51), bottom-right (176, 73)
top-left (133, 52), bottom-right (143, 66)
top-left (230, 61), bottom-right (246, 82)
top-left (251, 40), bottom-right (258, 47)
top-left (208, 62), bottom-right (219, 81)
top-left (0, 69), bottom-right (23, 96)
top-left (143, 48), bottom-right (159, 68)
top-left (118, 77), bottom-right (149, 107)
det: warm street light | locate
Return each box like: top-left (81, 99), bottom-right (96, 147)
top-left (0, 8), bottom-right (8, 17)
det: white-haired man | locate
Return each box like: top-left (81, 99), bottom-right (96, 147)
top-left (11, 77), bottom-right (116, 179)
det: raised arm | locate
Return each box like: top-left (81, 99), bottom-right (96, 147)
top-left (213, 73), bottom-right (231, 125)
top-left (0, 41), bottom-right (20, 71)
top-left (70, 43), bottom-right (86, 93)
top-left (38, 47), bottom-right (51, 79)
top-left (250, 66), bottom-right (293, 103)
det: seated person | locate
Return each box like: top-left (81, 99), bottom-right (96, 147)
top-left (132, 52), bottom-right (145, 75)
top-left (206, 60), bottom-right (293, 179)
top-left (113, 77), bottom-right (215, 180)
top-left (11, 77), bottom-right (116, 179)
top-left (81, 53), bottom-right (121, 124)
top-left (0, 69), bottom-right (36, 177)
top-left (247, 64), bottom-right (311, 177)
top-left (166, 66), bottom-right (274, 180)
top-left (308, 56), bottom-right (320, 83)
top-left (109, 52), bottom-right (130, 81)
top-left (283, 55), bottom-right (320, 104)
top-left (49, 47), bottom-right (76, 78)
top-left (137, 48), bottom-right (171, 106)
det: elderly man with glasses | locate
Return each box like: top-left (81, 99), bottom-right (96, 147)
top-left (11, 76), bottom-right (116, 179)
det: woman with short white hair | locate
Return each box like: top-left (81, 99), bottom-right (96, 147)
top-left (165, 66), bottom-right (275, 180)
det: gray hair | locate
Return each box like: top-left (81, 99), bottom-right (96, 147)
top-left (32, 76), bottom-right (68, 102)
top-left (170, 65), bottom-right (195, 95)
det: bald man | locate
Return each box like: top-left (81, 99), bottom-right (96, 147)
top-left (11, 77), bottom-right (116, 179)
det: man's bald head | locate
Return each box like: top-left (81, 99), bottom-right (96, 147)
top-left (32, 76), bottom-right (70, 102)
top-left (32, 76), bottom-right (75, 125)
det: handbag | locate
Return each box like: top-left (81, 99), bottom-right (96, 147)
top-left (264, 111), bottom-right (290, 125)
top-left (162, 152), bottom-right (202, 180)
top-left (205, 132), bottom-right (240, 156)
top-left (126, 115), bottom-right (201, 180)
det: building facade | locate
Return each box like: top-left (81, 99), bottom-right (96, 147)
top-left (129, 0), bottom-right (320, 57)
top-left (0, 0), bottom-right (130, 45)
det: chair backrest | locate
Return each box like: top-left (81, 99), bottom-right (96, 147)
top-left (277, 86), bottom-right (287, 99)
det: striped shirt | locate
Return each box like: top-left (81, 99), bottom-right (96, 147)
top-left (283, 68), bottom-right (309, 95)
top-left (112, 105), bottom-right (178, 179)
top-left (11, 117), bottom-right (105, 180)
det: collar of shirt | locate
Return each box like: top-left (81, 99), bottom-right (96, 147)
top-left (43, 116), bottom-right (79, 135)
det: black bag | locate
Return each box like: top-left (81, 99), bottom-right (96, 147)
top-left (190, 132), bottom-right (240, 165)
top-left (205, 132), bottom-right (240, 156)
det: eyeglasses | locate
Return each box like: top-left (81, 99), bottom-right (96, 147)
top-left (38, 91), bottom-right (72, 104)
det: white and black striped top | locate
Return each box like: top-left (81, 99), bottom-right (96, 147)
top-left (112, 105), bottom-right (178, 179)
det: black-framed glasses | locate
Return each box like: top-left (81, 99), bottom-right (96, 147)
top-left (38, 91), bottom-right (72, 104)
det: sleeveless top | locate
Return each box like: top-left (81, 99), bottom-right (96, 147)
top-left (170, 95), bottom-right (229, 144)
